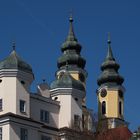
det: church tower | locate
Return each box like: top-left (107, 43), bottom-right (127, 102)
top-left (97, 34), bottom-right (127, 131)
top-left (56, 16), bottom-right (87, 106)
top-left (50, 17), bottom-right (93, 131)
top-left (0, 44), bottom-right (34, 117)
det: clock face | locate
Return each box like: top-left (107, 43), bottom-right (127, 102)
top-left (119, 90), bottom-right (123, 98)
top-left (100, 89), bottom-right (107, 98)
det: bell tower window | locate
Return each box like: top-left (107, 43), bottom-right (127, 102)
top-left (119, 101), bottom-right (122, 115)
top-left (102, 101), bottom-right (106, 115)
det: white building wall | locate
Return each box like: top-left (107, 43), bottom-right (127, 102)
top-left (16, 78), bottom-right (30, 117)
top-left (51, 89), bottom-right (83, 129)
top-left (58, 95), bottom-right (82, 128)
top-left (0, 70), bottom-right (33, 118)
top-left (71, 95), bottom-right (82, 124)
top-left (2, 124), bottom-right (10, 140)
top-left (30, 95), bottom-right (59, 128)
top-left (9, 120), bottom-right (58, 140)
top-left (10, 122), bottom-right (40, 140)
top-left (0, 77), bottom-right (17, 115)
top-left (58, 95), bottom-right (72, 128)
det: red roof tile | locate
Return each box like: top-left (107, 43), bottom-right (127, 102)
top-left (95, 127), bottom-right (132, 140)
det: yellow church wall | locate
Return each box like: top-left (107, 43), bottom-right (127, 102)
top-left (98, 89), bottom-right (123, 119)
top-left (107, 90), bottom-right (118, 118)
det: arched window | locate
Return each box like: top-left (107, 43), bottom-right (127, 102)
top-left (102, 101), bottom-right (106, 115)
top-left (119, 101), bottom-right (122, 115)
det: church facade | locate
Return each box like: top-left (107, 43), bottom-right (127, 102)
top-left (0, 17), bottom-right (132, 140)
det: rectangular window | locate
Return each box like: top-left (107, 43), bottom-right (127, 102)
top-left (119, 101), bottom-right (122, 115)
top-left (74, 115), bottom-right (80, 127)
top-left (40, 110), bottom-right (49, 123)
top-left (0, 99), bottom-right (2, 111)
top-left (0, 128), bottom-right (2, 140)
top-left (20, 128), bottom-right (28, 140)
top-left (20, 100), bottom-right (26, 113)
top-left (82, 114), bottom-right (85, 129)
top-left (41, 135), bottom-right (51, 140)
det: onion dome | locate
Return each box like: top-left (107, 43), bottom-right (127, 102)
top-left (57, 16), bottom-right (86, 69)
top-left (50, 71), bottom-right (85, 91)
top-left (0, 44), bottom-right (33, 74)
top-left (97, 34), bottom-right (124, 86)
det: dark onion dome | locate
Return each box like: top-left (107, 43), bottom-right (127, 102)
top-left (57, 16), bottom-right (86, 69)
top-left (57, 51), bottom-right (86, 69)
top-left (56, 64), bottom-right (88, 79)
top-left (61, 16), bottom-right (81, 53)
top-left (97, 34), bottom-right (124, 86)
top-left (0, 47), bottom-right (33, 74)
top-left (50, 71), bottom-right (85, 91)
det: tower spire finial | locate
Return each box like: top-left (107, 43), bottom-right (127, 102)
top-left (12, 41), bottom-right (16, 51)
top-left (108, 32), bottom-right (111, 44)
top-left (106, 32), bottom-right (114, 60)
top-left (69, 12), bottom-right (73, 22)
top-left (67, 13), bottom-right (77, 41)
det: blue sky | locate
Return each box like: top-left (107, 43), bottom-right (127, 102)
top-left (0, 0), bottom-right (140, 131)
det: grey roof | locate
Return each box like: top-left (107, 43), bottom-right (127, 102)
top-left (97, 35), bottom-right (124, 86)
top-left (50, 71), bottom-right (85, 91)
top-left (57, 16), bottom-right (86, 70)
top-left (0, 50), bottom-right (33, 73)
top-left (61, 16), bottom-right (81, 52)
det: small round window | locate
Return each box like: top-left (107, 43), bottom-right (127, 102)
top-left (54, 97), bottom-right (58, 101)
top-left (21, 81), bottom-right (25, 85)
